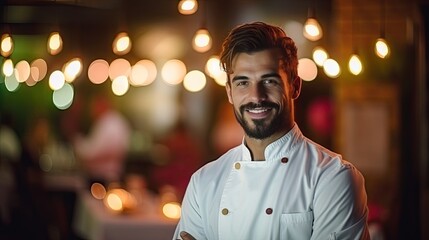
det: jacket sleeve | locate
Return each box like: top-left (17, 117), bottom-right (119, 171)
top-left (311, 162), bottom-right (370, 240)
top-left (172, 173), bottom-right (207, 240)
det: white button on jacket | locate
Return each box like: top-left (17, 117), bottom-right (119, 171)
top-left (173, 124), bottom-right (369, 240)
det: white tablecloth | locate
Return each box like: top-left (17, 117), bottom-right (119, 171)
top-left (73, 191), bottom-right (178, 240)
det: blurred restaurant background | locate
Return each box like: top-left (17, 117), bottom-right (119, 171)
top-left (0, 0), bottom-right (428, 239)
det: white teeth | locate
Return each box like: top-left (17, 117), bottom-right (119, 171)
top-left (248, 108), bottom-right (267, 113)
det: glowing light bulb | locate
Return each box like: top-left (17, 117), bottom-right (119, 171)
top-left (178, 0), bottom-right (198, 15)
top-left (63, 58), bottom-right (83, 83)
top-left (303, 18), bottom-right (323, 41)
top-left (375, 38), bottom-right (390, 58)
top-left (312, 47), bottom-right (328, 67)
top-left (1, 34), bottom-right (14, 57)
top-left (113, 32), bottom-right (132, 55)
top-left (47, 32), bottom-right (63, 55)
top-left (348, 54), bottom-right (363, 75)
top-left (323, 58), bottom-right (341, 78)
top-left (192, 28), bottom-right (212, 53)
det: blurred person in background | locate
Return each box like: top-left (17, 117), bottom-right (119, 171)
top-left (73, 94), bottom-right (131, 185)
top-left (175, 22), bottom-right (369, 240)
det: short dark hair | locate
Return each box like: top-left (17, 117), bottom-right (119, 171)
top-left (220, 22), bottom-right (298, 83)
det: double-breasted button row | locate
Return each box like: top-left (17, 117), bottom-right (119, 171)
top-left (220, 207), bottom-right (273, 215)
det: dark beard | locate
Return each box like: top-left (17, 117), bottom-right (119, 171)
top-left (234, 101), bottom-right (283, 140)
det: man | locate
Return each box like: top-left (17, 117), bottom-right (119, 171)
top-left (174, 22), bottom-right (369, 240)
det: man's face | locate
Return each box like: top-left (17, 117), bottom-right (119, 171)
top-left (225, 49), bottom-right (300, 140)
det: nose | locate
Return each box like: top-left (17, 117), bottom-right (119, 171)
top-left (248, 83), bottom-right (267, 103)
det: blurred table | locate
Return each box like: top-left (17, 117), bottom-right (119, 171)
top-left (73, 191), bottom-right (178, 240)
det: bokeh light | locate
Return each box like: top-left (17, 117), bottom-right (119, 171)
top-left (31, 59), bottom-right (48, 82)
top-left (109, 58), bottom-right (131, 80)
top-left (88, 59), bottom-right (109, 84)
top-left (4, 73), bottom-right (20, 92)
top-left (2, 59), bottom-right (14, 77)
top-left (15, 60), bottom-right (31, 83)
top-left (91, 182), bottom-right (107, 200)
top-left (1, 34), bottom-right (14, 57)
top-left (312, 47), bottom-right (328, 67)
top-left (52, 82), bottom-right (74, 110)
top-left (298, 58), bottom-right (318, 81)
top-left (111, 75), bottom-right (129, 96)
top-left (129, 59), bottom-right (157, 86)
top-left (348, 54), bottom-right (363, 75)
top-left (375, 38), bottom-right (390, 58)
top-left (162, 202), bottom-right (181, 219)
top-left (113, 32), bottom-right (132, 55)
top-left (47, 32), bottom-right (63, 55)
top-left (103, 188), bottom-right (137, 213)
top-left (49, 70), bottom-right (66, 90)
top-left (192, 29), bottom-right (212, 53)
top-left (63, 58), bottom-right (83, 83)
top-left (205, 56), bottom-right (227, 86)
top-left (183, 70), bottom-right (206, 92)
top-left (323, 58), bottom-right (341, 78)
top-left (178, 0), bottom-right (198, 15)
top-left (161, 59), bottom-right (187, 85)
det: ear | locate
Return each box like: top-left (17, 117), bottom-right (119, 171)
top-left (225, 82), bottom-right (233, 104)
top-left (291, 77), bottom-right (302, 100)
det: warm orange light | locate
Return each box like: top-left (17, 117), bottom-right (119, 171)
top-left (103, 188), bottom-right (137, 213)
top-left (91, 182), bottom-right (107, 200)
top-left (113, 32), bottom-right (132, 55)
top-left (192, 28), bottom-right (212, 53)
top-left (178, 0), bottom-right (198, 15)
top-left (303, 18), bottom-right (323, 41)
top-left (375, 38), bottom-right (390, 58)
top-left (47, 32), bottom-right (63, 55)
top-left (1, 34), bottom-right (14, 57)
top-left (162, 202), bottom-right (181, 219)
top-left (88, 59), bottom-right (109, 84)
top-left (2, 59), bottom-right (14, 77)
top-left (348, 54), bottom-right (363, 75)
top-left (183, 70), bottom-right (206, 92)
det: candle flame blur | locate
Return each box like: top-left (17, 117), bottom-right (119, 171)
top-left (103, 188), bottom-right (137, 213)
top-left (162, 202), bottom-right (181, 219)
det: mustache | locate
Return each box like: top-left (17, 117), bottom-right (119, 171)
top-left (240, 101), bottom-right (279, 112)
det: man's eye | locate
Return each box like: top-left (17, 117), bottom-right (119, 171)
top-left (263, 79), bottom-right (278, 85)
top-left (236, 81), bottom-right (248, 86)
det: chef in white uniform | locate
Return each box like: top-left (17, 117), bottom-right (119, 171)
top-left (173, 22), bottom-right (369, 240)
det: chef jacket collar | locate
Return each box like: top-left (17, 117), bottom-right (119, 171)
top-left (240, 122), bottom-right (302, 162)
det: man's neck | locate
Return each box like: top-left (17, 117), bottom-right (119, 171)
top-left (244, 130), bottom-right (287, 161)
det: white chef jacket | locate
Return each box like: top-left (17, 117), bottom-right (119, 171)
top-left (173, 123), bottom-right (369, 240)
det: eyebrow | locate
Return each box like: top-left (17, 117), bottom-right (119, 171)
top-left (231, 72), bottom-right (281, 82)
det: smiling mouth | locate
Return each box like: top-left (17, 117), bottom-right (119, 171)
top-left (241, 102), bottom-right (278, 119)
top-left (244, 107), bottom-right (273, 120)
top-left (246, 107), bottom-right (271, 114)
